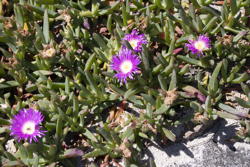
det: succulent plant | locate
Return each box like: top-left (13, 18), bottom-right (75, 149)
top-left (0, 0), bottom-right (249, 166)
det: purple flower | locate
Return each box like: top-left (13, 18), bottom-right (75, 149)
top-left (10, 108), bottom-right (46, 143)
top-left (123, 29), bottom-right (147, 52)
top-left (185, 35), bottom-right (211, 56)
top-left (111, 48), bottom-right (141, 83)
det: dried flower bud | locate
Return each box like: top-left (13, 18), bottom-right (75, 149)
top-left (41, 47), bottom-right (56, 58)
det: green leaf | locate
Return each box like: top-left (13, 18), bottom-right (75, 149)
top-left (161, 63), bottom-right (173, 76)
top-left (85, 71), bottom-right (99, 95)
top-left (233, 31), bottom-right (249, 42)
top-left (231, 73), bottom-right (249, 84)
top-left (216, 110), bottom-right (241, 120)
top-left (124, 89), bottom-right (138, 100)
top-left (154, 104), bottom-right (170, 115)
top-left (221, 59), bottom-right (228, 82)
top-left (109, 84), bottom-right (125, 95)
top-left (26, 5), bottom-right (58, 17)
top-left (241, 83), bottom-right (250, 95)
top-left (177, 55), bottom-right (204, 67)
top-left (158, 74), bottom-right (168, 91)
top-left (0, 81), bottom-right (19, 89)
top-left (93, 47), bottom-right (109, 62)
top-left (138, 132), bottom-right (149, 139)
top-left (0, 48), bottom-right (12, 58)
top-left (43, 9), bottom-right (50, 43)
top-left (162, 56), bottom-right (174, 76)
top-left (32, 153), bottom-right (39, 167)
top-left (93, 33), bottom-right (107, 50)
top-left (107, 14), bottom-right (112, 32)
top-left (73, 96), bottom-right (79, 113)
top-left (0, 127), bottom-right (9, 134)
top-left (65, 76), bottom-right (70, 94)
top-left (84, 54), bottom-right (96, 71)
top-left (178, 64), bottom-right (189, 75)
top-left (37, 0), bottom-right (58, 5)
top-left (56, 113), bottom-right (63, 140)
top-left (169, 69), bottom-right (177, 90)
top-left (227, 59), bottom-right (246, 82)
top-left (98, 127), bottom-right (113, 142)
top-left (99, 1), bottom-right (121, 15)
top-left (0, 118), bottom-right (10, 125)
top-left (162, 0), bottom-right (174, 9)
top-left (200, 6), bottom-right (220, 16)
top-left (14, 4), bottom-right (24, 28)
top-left (142, 45), bottom-right (150, 72)
top-left (122, 4), bottom-right (127, 26)
top-left (17, 143), bottom-right (28, 159)
top-left (146, 103), bottom-right (153, 118)
top-left (33, 70), bottom-right (53, 76)
top-left (121, 127), bottom-right (134, 141)
top-left (218, 103), bottom-right (248, 118)
top-left (83, 128), bottom-right (98, 142)
top-left (3, 151), bottom-right (17, 161)
top-left (190, 101), bottom-right (203, 113)
top-left (230, 0), bottom-right (238, 15)
top-left (202, 16), bottom-right (219, 33)
top-left (141, 93), bottom-right (155, 106)
top-left (235, 97), bottom-right (250, 108)
top-left (62, 148), bottom-right (83, 159)
top-left (2, 160), bottom-right (25, 167)
top-left (208, 61), bottom-right (222, 94)
top-left (162, 128), bottom-right (176, 142)
top-left (84, 148), bottom-right (108, 158)
top-left (205, 95), bottom-right (212, 114)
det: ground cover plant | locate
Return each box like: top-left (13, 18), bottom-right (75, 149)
top-left (0, 0), bottom-right (249, 166)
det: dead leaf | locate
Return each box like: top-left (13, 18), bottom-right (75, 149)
top-left (164, 89), bottom-right (178, 105)
top-left (175, 26), bottom-right (183, 35)
top-left (173, 48), bottom-right (183, 55)
top-left (112, 159), bottom-right (124, 167)
top-left (182, 85), bottom-right (206, 103)
top-left (99, 27), bottom-right (108, 34)
top-left (159, 32), bottom-right (165, 40)
top-left (147, 123), bottom-right (157, 134)
top-left (5, 139), bottom-right (17, 154)
top-left (119, 139), bottom-right (131, 158)
top-left (213, 0), bottom-right (231, 5)
top-left (63, 148), bottom-right (83, 158)
top-left (100, 162), bottom-right (109, 167)
top-left (100, 155), bottom-right (110, 167)
top-left (2, 0), bottom-right (9, 5)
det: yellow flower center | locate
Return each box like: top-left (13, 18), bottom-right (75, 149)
top-left (194, 41), bottom-right (206, 51)
top-left (120, 61), bottom-right (133, 74)
top-left (129, 40), bottom-right (138, 49)
top-left (22, 121), bottom-right (35, 135)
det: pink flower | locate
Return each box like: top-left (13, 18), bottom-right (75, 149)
top-left (110, 48), bottom-right (141, 83)
top-left (185, 35), bottom-right (211, 57)
top-left (10, 108), bottom-right (46, 143)
top-left (123, 29), bottom-right (147, 52)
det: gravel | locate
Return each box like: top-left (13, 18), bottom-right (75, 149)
top-left (144, 118), bottom-right (250, 167)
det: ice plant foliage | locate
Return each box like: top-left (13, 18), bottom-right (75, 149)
top-left (123, 29), bottom-right (147, 52)
top-left (10, 108), bottom-right (46, 143)
top-left (185, 35), bottom-right (211, 56)
top-left (111, 48), bottom-right (141, 83)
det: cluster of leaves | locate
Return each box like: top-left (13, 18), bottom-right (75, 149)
top-left (0, 0), bottom-right (249, 166)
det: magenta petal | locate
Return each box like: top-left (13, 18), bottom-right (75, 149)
top-left (10, 108), bottom-right (46, 143)
top-left (123, 29), bottom-right (148, 52)
top-left (110, 48), bottom-right (141, 83)
top-left (185, 35), bottom-right (211, 57)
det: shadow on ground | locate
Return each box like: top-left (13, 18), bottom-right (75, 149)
top-left (140, 118), bottom-right (250, 167)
